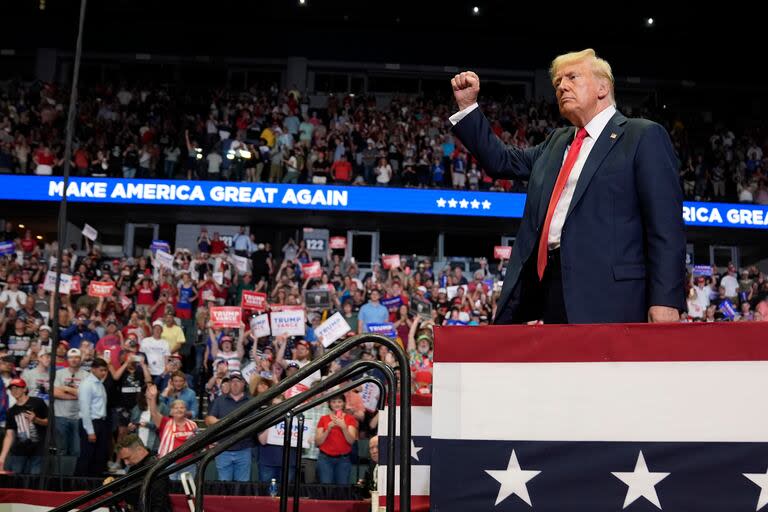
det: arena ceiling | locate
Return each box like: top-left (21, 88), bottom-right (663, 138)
top-left (2, 1), bottom-right (760, 82)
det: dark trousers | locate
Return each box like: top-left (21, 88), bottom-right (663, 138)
top-left (75, 418), bottom-right (110, 477)
top-left (497, 248), bottom-right (568, 324)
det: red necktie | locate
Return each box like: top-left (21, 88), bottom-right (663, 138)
top-left (536, 127), bottom-right (588, 280)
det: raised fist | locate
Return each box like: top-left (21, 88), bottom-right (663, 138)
top-left (451, 71), bottom-right (480, 111)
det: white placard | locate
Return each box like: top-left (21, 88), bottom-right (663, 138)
top-left (155, 250), bottom-right (174, 270)
top-left (446, 284), bottom-right (468, 300)
top-left (43, 271), bottom-right (72, 295)
top-left (361, 381), bottom-right (381, 412)
top-left (82, 224), bottom-right (98, 241)
top-left (314, 312), bottom-right (351, 347)
top-left (269, 309), bottom-right (306, 337)
top-left (230, 254), bottom-right (251, 274)
top-left (250, 313), bottom-right (271, 338)
top-left (266, 419), bottom-right (315, 448)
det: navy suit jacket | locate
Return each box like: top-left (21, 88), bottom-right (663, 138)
top-left (452, 107), bottom-right (686, 324)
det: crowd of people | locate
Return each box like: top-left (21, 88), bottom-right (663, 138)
top-left (0, 218), bottom-right (766, 485)
top-left (1, 80), bottom-right (767, 203)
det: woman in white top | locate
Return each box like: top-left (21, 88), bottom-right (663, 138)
top-left (374, 157), bottom-right (392, 186)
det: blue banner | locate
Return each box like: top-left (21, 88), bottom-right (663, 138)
top-left (150, 240), bottom-right (171, 253)
top-left (0, 176), bottom-right (766, 228)
top-left (366, 322), bottom-right (397, 337)
top-left (381, 296), bottom-right (403, 311)
top-left (0, 241), bottom-right (15, 256)
top-left (719, 299), bottom-right (736, 320)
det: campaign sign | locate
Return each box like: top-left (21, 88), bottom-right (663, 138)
top-left (82, 224), bottom-right (98, 241)
top-left (381, 296), bottom-right (403, 311)
top-left (360, 381), bottom-right (381, 412)
top-left (249, 313), bottom-right (271, 338)
top-left (155, 250), bottom-right (174, 270)
top-left (382, 254), bottom-right (401, 269)
top-left (367, 322), bottom-right (396, 337)
top-left (314, 312), bottom-right (352, 347)
top-left (210, 306), bottom-right (242, 328)
top-left (70, 275), bottom-right (82, 295)
top-left (266, 418), bottom-right (316, 449)
top-left (43, 271), bottom-right (72, 294)
top-left (329, 236), bottom-right (347, 249)
top-left (241, 291), bottom-right (267, 311)
top-left (0, 241), bottom-right (15, 256)
top-left (302, 261), bottom-right (323, 279)
top-left (88, 281), bottom-right (115, 298)
top-left (270, 309), bottom-right (306, 337)
top-left (494, 245), bottom-right (512, 260)
top-left (150, 240), bottom-right (171, 253)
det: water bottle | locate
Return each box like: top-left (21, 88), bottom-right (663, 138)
top-left (269, 478), bottom-right (278, 498)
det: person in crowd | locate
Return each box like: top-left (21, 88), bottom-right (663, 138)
top-left (53, 347), bottom-right (88, 457)
top-left (75, 358), bottom-right (109, 476)
top-left (0, 378), bottom-right (48, 474)
top-left (159, 370), bottom-right (198, 419)
top-left (146, 383), bottom-right (198, 479)
top-left (315, 394), bottom-right (358, 484)
top-left (114, 435), bottom-right (172, 512)
top-left (205, 371), bottom-right (253, 481)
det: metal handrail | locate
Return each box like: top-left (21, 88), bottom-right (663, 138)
top-left (49, 333), bottom-right (411, 512)
top-left (192, 364), bottom-right (394, 512)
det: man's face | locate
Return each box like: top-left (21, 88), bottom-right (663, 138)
top-left (67, 355), bottom-right (82, 368)
top-left (369, 438), bottom-right (379, 464)
top-left (9, 386), bottom-right (26, 400)
top-left (229, 378), bottom-right (245, 395)
top-left (553, 59), bottom-right (605, 124)
top-left (93, 366), bottom-right (108, 381)
top-left (118, 447), bottom-right (145, 467)
top-left (370, 291), bottom-right (380, 302)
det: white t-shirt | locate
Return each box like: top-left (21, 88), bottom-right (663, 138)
top-left (207, 153), bottom-right (223, 174)
top-left (721, 274), bottom-right (739, 297)
top-left (140, 336), bottom-right (171, 376)
top-left (376, 165), bottom-right (392, 184)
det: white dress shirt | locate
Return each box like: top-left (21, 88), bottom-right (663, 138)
top-left (449, 103), bottom-right (617, 248)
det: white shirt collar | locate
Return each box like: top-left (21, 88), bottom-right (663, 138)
top-left (579, 105), bottom-right (617, 141)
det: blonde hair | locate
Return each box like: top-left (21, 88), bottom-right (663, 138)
top-left (549, 49), bottom-right (615, 103)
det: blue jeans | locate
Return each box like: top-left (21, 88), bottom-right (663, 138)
top-left (316, 453), bottom-right (351, 485)
top-left (164, 160), bottom-right (176, 179)
top-left (55, 417), bottom-right (80, 456)
top-left (123, 166), bottom-right (136, 179)
top-left (6, 455), bottom-right (42, 474)
top-left (215, 448), bottom-right (252, 482)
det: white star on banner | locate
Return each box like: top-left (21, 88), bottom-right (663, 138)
top-left (485, 449), bottom-right (541, 507)
top-left (470, 199), bottom-right (480, 209)
top-left (482, 200), bottom-right (492, 209)
top-left (612, 451), bottom-right (670, 510)
top-left (436, 197), bottom-right (447, 208)
top-left (447, 198), bottom-right (458, 208)
top-left (744, 467), bottom-right (768, 511)
top-left (459, 199), bottom-right (469, 208)
top-left (410, 440), bottom-right (422, 462)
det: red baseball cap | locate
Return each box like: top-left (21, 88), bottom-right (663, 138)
top-left (8, 378), bottom-right (27, 389)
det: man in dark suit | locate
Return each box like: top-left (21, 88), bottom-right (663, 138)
top-left (450, 49), bottom-right (685, 324)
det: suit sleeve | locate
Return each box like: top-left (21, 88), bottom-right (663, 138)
top-left (634, 123), bottom-right (686, 311)
top-left (451, 107), bottom-right (543, 180)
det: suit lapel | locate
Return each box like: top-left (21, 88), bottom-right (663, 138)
top-left (535, 129), bottom-right (572, 227)
top-left (566, 112), bottom-right (627, 217)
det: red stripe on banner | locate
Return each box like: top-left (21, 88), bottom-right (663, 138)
top-left (0, 488), bottom-right (370, 512)
top-left (378, 495), bottom-right (430, 512)
top-left (434, 323), bottom-right (768, 363)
